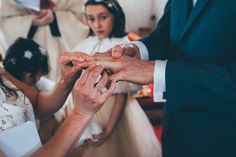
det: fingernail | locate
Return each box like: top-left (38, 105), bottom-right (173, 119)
top-left (78, 57), bottom-right (85, 62)
top-left (95, 61), bottom-right (101, 65)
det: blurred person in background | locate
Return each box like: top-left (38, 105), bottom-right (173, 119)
top-left (0, 0), bottom-right (88, 81)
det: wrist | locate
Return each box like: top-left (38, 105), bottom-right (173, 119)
top-left (131, 43), bottom-right (141, 59)
top-left (71, 109), bottom-right (93, 122)
top-left (148, 61), bottom-right (155, 84)
top-left (71, 107), bottom-right (95, 120)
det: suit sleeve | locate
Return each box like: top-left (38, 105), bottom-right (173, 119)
top-left (139, 1), bottom-right (171, 60)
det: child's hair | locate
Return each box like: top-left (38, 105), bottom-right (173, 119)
top-left (3, 37), bottom-right (49, 81)
top-left (85, 0), bottom-right (126, 38)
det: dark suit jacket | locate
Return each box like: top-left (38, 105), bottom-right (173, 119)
top-left (140, 0), bottom-right (236, 157)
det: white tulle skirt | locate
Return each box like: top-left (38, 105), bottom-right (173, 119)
top-left (81, 95), bottom-right (162, 157)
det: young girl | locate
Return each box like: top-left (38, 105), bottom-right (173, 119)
top-left (0, 49), bottom-right (113, 157)
top-left (3, 38), bottom-right (72, 143)
top-left (72, 0), bottom-right (161, 157)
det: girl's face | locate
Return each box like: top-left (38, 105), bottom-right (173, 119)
top-left (86, 4), bottom-right (114, 40)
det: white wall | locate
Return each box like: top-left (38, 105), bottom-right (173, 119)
top-left (118, 0), bottom-right (168, 34)
top-left (154, 0), bottom-right (168, 22)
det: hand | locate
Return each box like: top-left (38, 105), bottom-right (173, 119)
top-left (73, 64), bottom-right (116, 117)
top-left (58, 52), bottom-right (95, 86)
top-left (32, 9), bottom-right (54, 26)
top-left (85, 131), bottom-right (111, 147)
top-left (94, 55), bottom-right (155, 85)
top-left (103, 43), bottom-right (140, 59)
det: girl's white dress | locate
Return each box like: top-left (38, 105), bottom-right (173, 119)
top-left (73, 36), bottom-right (162, 157)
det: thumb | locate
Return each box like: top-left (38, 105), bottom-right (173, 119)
top-left (112, 45), bottom-right (123, 59)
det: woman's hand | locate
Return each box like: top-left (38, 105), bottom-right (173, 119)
top-left (73, 64), bottom-right (116, 118)
top-left (58, 52), bottom-right (95, 86)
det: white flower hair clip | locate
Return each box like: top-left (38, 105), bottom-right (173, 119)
top-left (24, 50), bottom-right (33, 59)
top-left (107, 2), bottom-right (113, 8)
top-left (39, 47), bottom-right (46, 55)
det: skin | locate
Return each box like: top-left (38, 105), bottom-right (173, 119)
top-left (86, 5), bottom-right (114, 40)
top-left (28, 8), bottom-right (54, 26)
top-left (0, 52), bottom-right (116, 157)
top-left (71, 4), bottom-right (127, 147)
top-left (94, 46), bottom-right (155, 85)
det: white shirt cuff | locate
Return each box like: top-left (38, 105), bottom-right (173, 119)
top-left (153, 60), bottom-right (167, 102)
top-left (132, 41), bottom-right (149, 60)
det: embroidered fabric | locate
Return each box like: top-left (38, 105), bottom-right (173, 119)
top-left (0, 76), bottom-right (35, 131)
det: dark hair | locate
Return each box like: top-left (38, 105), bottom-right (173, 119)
top-left (3, 38), bottom-right (49, 82)
top-left (85, 0), bottom-right (126, 38)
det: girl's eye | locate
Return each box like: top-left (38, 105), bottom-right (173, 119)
top-left (100, 15), bottom-right (107, 20)
top-left (87, 17), bottom-right (95, 22)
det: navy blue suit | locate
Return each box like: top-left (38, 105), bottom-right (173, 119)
top-left (140, 0), bottom-right (236, 156)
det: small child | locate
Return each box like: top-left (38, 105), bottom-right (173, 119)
top-left (3, 37), bottom-right (67, 143)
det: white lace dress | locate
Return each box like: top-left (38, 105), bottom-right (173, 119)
top-left (0, 76), bottom-right (35, 131)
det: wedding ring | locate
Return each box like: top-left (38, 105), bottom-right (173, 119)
top-left (119, 43), bottom-right (135, 50)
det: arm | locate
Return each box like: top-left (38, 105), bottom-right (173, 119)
top-left (3, 70), bottom-right (72, 118)
top-left (32, 64), bottom-right (116, 157)
top-left (5, 52), bottom-right (95, 118)
top-left (35, 52), bottom-right (95, 118)
top-left (86, 93), bottom-right (127, 146)
top-left (100, 1), bottom-right (171, 61)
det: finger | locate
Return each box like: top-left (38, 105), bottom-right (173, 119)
top-left (85, 139), bottom-right (98, 147)
top-left (112, 45), bottom-right (123, 59)
top-left (84, 65), bottom-right (104, 89)
top-left (74, 60), bottom-right (96, 69)
top-left (100, 78), bottom-right (116, 100)
top-left (92, 133), bottom-right (102, 140)
top-left (95, 72), bottom-right (108, 90)
top-left (71, 51), bottom-right (94, 61)
top-left (78, 64), bottom-right (97, 85)
top-left (108, 70), bottom-right (124, 82)
top-left (59, 52), bottom-right (87, 65)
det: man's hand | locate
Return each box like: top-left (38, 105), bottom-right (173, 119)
top-left (94, 54), bottom-right (155, 85)
top-left (111, 43), bottom-right (140, 59)
top-left (94, 43), bottom-right (140, 61)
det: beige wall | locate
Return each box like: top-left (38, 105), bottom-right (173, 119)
top-left (118, 0), bottom-right (168, 34)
